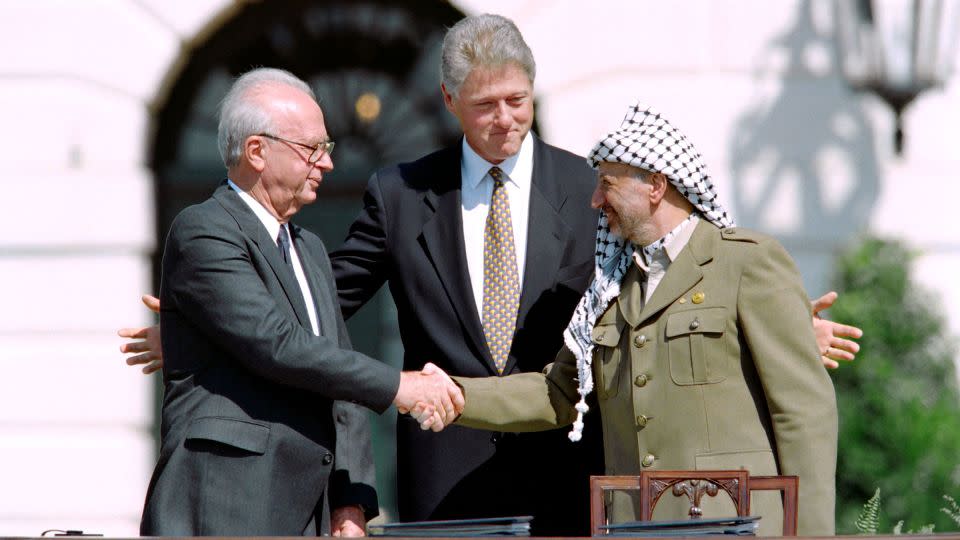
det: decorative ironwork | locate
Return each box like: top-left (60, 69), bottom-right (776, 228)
top-left (650, 478), bottom-right (741, 518)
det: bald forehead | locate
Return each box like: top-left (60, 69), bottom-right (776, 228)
top-left (252, 83), bottom-right (319, 115)
top-left (255, 83), bottom-right (326, 139)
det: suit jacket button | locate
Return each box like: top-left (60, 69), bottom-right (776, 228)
top-left (634, 374), bottom-right (648, 387)
top-left (633, 334), bottom-right (647, 348)
top-left (689, 319), bottom-right (700, 330)
top-left (636, 415), bottom-right (649, 428)
top-left (322, 453), bottom-right (333, 465)
top-left (641, 454), bottom-right (656, 467)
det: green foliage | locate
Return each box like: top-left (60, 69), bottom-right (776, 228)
top-left (944, 495), bottom-right (960, 527)
top-left (829, 237), bottom-right (960, 533)
top-left (892, 520), bottom-right (936, 535)
top-left (855, 488), bottom-right (881, 534)
top-left (855, 488), bottom-right (941, 534)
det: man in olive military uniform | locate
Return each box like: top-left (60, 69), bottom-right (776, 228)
top-left (423, 103), bottom-right (838, 536)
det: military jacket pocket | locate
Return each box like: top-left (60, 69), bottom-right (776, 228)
top-left (592, 322), bottom-right (624, 399)
top-left (665, 307), bottom-right (727, 385)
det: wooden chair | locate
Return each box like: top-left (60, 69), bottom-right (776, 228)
top-left (589, 470), bottom-right (799, 536)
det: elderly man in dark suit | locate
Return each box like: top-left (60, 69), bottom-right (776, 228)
top-left (139, 67), bottom-right (462, 537)
top-left (123, 14), bottom-right (861, 537)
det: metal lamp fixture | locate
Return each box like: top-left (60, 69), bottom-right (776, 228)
top-left (836, 0), bottom-right (960, 154)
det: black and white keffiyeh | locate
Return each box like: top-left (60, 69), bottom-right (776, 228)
top-left (562, 213), bottom-right (633, 441)
top-left (587, 103), bottom-right (734, 229)
top-left (564, 103), bottom-right (734, 442)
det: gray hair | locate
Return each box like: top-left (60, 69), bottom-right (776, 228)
top-left (440, 14), bottom-right (536, 97)
top-left (217, 67), bottom-right (316, 168)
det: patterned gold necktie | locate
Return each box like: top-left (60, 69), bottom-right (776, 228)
top-left (482, 166), bottom-right (520, 375)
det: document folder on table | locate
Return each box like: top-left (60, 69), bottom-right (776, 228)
top-left (599, 515), bottom-right (760, 536)
top-left (369, 515), bottom-right (533, 537)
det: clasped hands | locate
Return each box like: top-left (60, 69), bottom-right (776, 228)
top-left (394, 363), bottom-right (464, 431)
top-left (120, 292), bottom-right (862, 430)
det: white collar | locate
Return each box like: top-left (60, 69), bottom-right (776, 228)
top-left (460, 132), bottom-right (534, 189)
top-left (634, 214), bottom-right (699, 268)
top-left (227, 178), bottom-right (284, 242)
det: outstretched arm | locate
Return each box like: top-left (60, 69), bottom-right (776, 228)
top-left (415, 348), bottom-right (581, 432)
top-left (742, 241), bottom-right (838, 536)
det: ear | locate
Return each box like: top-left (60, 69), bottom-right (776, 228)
top-left (441, 83), bottom-right (456, 113)
top-left (648, 172), bottom-right (669, 204)
top-left (244, 135), bottom-right (267, 173)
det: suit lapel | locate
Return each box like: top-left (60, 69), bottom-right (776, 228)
top-left (418, 147), bottom-right (495, 372)
top-left (213, 183), bottom-right (312, 330)
top-left (630, 220), bottom-right (716, 327)
top-left (291, 224), bottom-right (337, 335)
top-left (505, 138), bottom-right (572, 374)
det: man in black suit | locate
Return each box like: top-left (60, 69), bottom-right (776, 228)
top-left (122, 14), bottom-right (862, 537)
top-left (139, 67), bottom-right (462, 536)
top-left (325, 14), bottom-right (605, 535)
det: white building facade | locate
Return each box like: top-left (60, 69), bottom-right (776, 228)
top-left (0, 0), bottom-right (957, 535)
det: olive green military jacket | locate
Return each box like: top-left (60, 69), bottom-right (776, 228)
top-left (456, 220), bottom-right (838, 536)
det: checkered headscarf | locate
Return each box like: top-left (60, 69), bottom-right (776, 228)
top-left (563, 103), bottom-right (734, 441)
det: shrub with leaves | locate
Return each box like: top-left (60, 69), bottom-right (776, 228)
top-left (855, 488), bottom-right (940, 534)
top-left (829, 237), bottom-right (960, 533)
top-left (944, 495), bottom-right (960, 527)
top-left (855, 488), bottom-right (881, 534)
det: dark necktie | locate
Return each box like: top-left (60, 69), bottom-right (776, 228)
top-left (482, 166), bottom-right (520, 375)
top-left (276, 224), bottom-right (323, 334)
top-left (277, 225), bottom-right (293, 266)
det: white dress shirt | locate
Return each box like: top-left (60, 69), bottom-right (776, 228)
top-left (460, 134), bottom-right (534, 319)
top-left (227, 179), bottom-right (320, 336)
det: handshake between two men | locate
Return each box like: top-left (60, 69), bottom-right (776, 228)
top-left (397, 363), bottom-right (464, 431)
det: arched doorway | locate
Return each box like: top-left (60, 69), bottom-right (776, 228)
top-left (148, 0), bottom-right (467, 518)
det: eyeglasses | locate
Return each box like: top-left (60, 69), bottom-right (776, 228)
top-left (258, 133), bottom-right (335, 164)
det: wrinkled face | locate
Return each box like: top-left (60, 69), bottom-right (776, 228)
top-left (442, 62), bottom-right (534, 164)
top-left (591, 162), bottom-right (653, 244)
top-left (257, 86), bottom-right (334, 219)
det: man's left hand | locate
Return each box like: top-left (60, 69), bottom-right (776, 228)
top-left (811, 291), bottom-right (863, 369)
top-left (331, 505), bottom-right (366, 537)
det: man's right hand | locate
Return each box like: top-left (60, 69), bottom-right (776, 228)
top-left (409, 363), bottom-right (466, 432)
top-left (394, 362), bottom-right (464, 431)
top-left (118, 294), bottom-right (164, 374)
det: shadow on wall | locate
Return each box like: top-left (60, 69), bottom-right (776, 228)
top-left (728, 0), bottom-right (880, 289)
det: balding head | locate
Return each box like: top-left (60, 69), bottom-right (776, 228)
top-left (217, 68), bottom-right (317, 169)
top-left (218, 68), bottom-right (333, 223)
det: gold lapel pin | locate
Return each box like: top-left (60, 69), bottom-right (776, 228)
top-left (692, 292), bottom-right (706, 304)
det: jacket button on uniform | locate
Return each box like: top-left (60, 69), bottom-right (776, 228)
top-left (689, 319), bottom-right (700, 330)
top-left (641, 454), bottom-right (655, 467)
top-left (322, 453), bottom-right (333, 465)
top-left (633, 334), bottom-right (647, 348)
top-left (634, 374), bottom-right (648, 387)
top-left (636, 415), bottom-right (649, 427)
